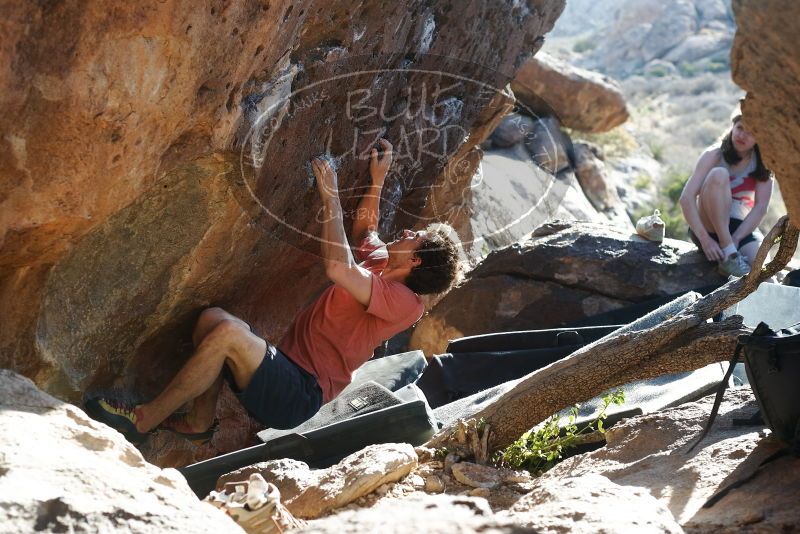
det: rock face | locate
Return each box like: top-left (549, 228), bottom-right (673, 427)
top-left (512, 52), bottom-right (629, 132)
top-left (731, 0), bottom-right (800, 223)
top-left (0, 369), bottom-right (242, 533)
top-left (0, 1), bottom-right (565, 466)
top-left (503, 474), bottom-right (683, 533)
top-left (410, 220), bottom-right (722, 356)
top-left (216, 443), bottom-right (418, 519)
top-left (539, 388), bottom-right (800, 532)
top-left (557, 0), bottom-right (734, 79)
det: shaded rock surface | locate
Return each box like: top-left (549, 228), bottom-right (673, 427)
top-left (502, 473), bottom-right (683, 533)
top-left (0, 369), bottom-right (241, 533)
top-left (410, 220), bottom-right (722, 356)
top-left (731, 0), bottom-right (800, 223)
top-left (512, 52), bottom-right (629, 132)
top-left (540, 388), bottom-right (800, 532)
top-left (487, 113), bottom-right (535, 149)
top-left (216, 443), bottom-right (417, 519)
top-left (0, 0), bottom-right (565, 466)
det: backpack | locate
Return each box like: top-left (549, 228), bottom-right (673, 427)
top-left (687, 321), bottom-right (800, 506)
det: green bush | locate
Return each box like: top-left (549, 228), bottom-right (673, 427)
top-left (647, 66), bottom-right (669, 78)
top-left (663, 167), bottom-right (689, 204)
top-left (573, 38), bottom-right (597, 54)
top-left (648, 140), bottom-right (665, 162)
top-left (678, 61), bottom-right (699, 77)
top-left (633, 174), bottom-right (652, 190)
top-left (705, 60), bottom-right (729, 73)
top-left (495, 390), bottom-right (625, 474)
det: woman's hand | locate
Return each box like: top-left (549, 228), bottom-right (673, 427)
top-left (369, 138), bottom-right (393, 184)
top-left (699, 235), bottom-right (725, 262)
top-left (312, 157), bottom-right (338, 200)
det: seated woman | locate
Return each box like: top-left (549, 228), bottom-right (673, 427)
top-left (679, 107), bottom-right (774, 277)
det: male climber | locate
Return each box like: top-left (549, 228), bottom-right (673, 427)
top-left (87, 138), bottom-right (461, 444)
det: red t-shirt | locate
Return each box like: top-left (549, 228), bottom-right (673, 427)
top-left (278, 233), bottom-right (424, 402)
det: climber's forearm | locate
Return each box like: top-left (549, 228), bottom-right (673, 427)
top-left (320, 195), bottom-right (356, 272)
top-left (351, 181), bottom-right (383, 242)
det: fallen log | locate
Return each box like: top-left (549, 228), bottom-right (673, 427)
top-left (425, 216), bottom-right (799, 456)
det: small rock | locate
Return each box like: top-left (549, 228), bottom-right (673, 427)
top-left (451, 462), bottom-right (502, 489)
top-left (407, 474), bottom-right (425, 488)
top-left (424, 475), bottom-right (446, 494)
top-left (741, 511), bottom-right (765, 525)
top-left (414, 447), bottom-right (437, 462)
top-left (444, 452), bottom-right (460, 474)
top-left (375, 483), bottom-right (393, 496)
top-left (499, 469), bottom-right (532, 484)
top-left (468, 488), bottom-right (491, 498)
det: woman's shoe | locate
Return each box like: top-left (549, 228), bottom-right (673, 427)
top-left (718, 252), bottom-right (751, 277)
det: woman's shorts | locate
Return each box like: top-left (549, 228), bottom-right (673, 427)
top-left (226, 343), bottom-right (323, 429)
top-left (688, 218), bottom-right (759, 252)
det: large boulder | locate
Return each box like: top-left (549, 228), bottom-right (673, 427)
top-left (572, 141), bottom-right (631, 228)
top-left (731, 0), bottom-right (800, 223)
top-left (296, 494), bottom-right (521, 533)
top-left (503, 474), bottom-right (683, 533)
top-left (0, 369), bottom-right (241, 533)
top-left (410, 220), bottom-right (722, 356)
top-left (0, 0), bottom-right (565, 466)
top-left (511, 52), bottom-right (629, 133)
top-left (540, 388), bottom-right (800, 532)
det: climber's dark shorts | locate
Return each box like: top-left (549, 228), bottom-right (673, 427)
top-left (688, 217), bottom-right (758, 257)
top-left (225, 343), bottom-right (323, 429)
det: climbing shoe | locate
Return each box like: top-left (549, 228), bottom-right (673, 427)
top-left (158, 415), bottom-right (219, 446)
top-left (84, 397), bottom-right (152, 444)
top-left (718, 252), bottom-right (751, 278)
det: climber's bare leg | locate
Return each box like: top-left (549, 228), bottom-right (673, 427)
top-left (192, 306), bottom-right (252, 347)
top-left (161, 374), bottom-right (224, 433)
top-left (135, 319), bottom-right (266, 433)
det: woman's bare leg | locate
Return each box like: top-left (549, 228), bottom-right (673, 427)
top-left (739, 240), bottom-right (761, 266)
top-left (698, 167), bottom-right (734, 249)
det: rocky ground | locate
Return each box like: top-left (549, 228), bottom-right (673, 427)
top-left (5, 368), bottom-right (797, 533)
top-left (2, 0), bottom-right (799, 532)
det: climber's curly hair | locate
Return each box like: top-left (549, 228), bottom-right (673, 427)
top-left (404, 223), bottom-right (463, 295)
